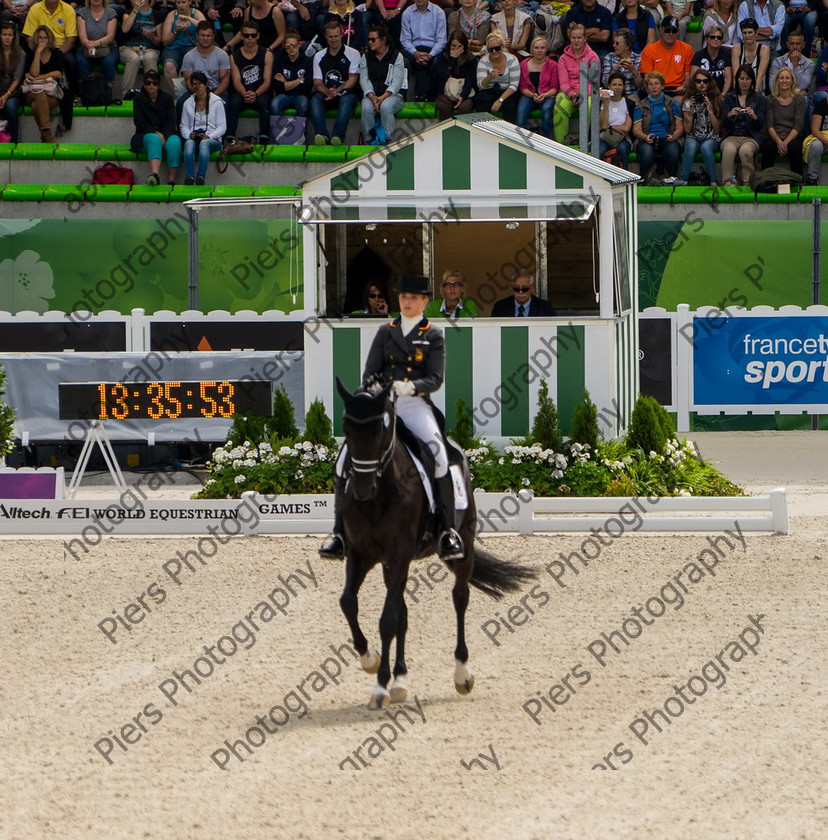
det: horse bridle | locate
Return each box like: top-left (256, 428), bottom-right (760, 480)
top-left (344, 395), bottom-right (397, 478)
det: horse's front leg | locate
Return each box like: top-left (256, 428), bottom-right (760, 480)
top-left (368, 562), bottom-right (410, 710)
top-left (339, 554), bottom-right (380, 675)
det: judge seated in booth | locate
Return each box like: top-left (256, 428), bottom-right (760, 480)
top-left (490, 270), bottom-right (555, 317)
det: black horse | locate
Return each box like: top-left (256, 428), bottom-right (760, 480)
top-left (335, 378), bottom-right (537, 709)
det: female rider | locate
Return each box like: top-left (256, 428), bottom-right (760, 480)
top-left (320, 274), bottom-right (464, 563)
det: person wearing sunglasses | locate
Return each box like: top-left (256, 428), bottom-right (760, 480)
top-left (474, 30), bottom-right (520, 123)
top-left (425, 270), bottom-right (478, 319)
top-left (226, 21), bottom-right (272, 143)
top-left (130, 69), bottom-right (182, 185)
top-left (691, 26), bottom-right (732, 96)
top-left (640, 15), bottom-right (693, 100)
top-left (676, 70), bottom-right (722, 185)
top-left (490, 271), bottom-right (554, 317)
top-left (359, 22), bottom-right (405, 146)
top-left (351, 281), bottom-right (391, 316)
top-left (703, 0), bottom-right (739, 48)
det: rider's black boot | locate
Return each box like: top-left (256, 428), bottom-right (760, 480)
top-left (435, 473), bottom-right (464, 561)
top-left (319, 475), bottom-right (346, 559)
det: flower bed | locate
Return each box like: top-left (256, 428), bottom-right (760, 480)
top-left (194, 387), bottom-right (742, 500)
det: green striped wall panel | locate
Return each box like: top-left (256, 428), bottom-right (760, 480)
top-left (498, 144), bottom-right (527, 190)
top-left (442, 126), bottom-right (471, 191)
top-left (556, 325), bottom-right (586, 435)
top-left (332, 328), bottom-right (362, 435)
top-left (500, 326), bottom-right (529, 436)
top-left (386, 144), bottom-right (415, 191)
top-left (444, 327), bottom-right (474, 431)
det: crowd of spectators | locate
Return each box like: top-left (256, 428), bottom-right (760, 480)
top-left (2, 0), bottom-right (828, 184)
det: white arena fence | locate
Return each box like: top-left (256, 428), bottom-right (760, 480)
top-left (0, 490), bottom-right (789, 538)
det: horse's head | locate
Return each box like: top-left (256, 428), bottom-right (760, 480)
top-left (337, 377), bottom-right (395, 501)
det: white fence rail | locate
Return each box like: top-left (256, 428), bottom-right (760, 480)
top-left (0, 490), bottom-right (789, 537)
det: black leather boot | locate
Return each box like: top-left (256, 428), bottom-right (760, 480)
top-left (435, 474), bottom-right (464, 561)
top-left (319, 476), bottom-right (346, 559)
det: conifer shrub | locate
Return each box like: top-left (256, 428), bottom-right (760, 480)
top-left (626, 393), bottom-right (667, 454)
top-left (569, 390), bottom-right (599, 451)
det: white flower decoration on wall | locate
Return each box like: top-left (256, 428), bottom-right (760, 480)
top-left (0, 250), bottom-right (56, 313)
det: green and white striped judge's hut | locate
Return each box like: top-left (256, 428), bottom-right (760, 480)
top-left (298, 114), bottom-right (640, 440)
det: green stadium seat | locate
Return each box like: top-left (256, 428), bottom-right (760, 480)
top-left (12, 143), bottom-right (55, 160)
top-left (1, 183), bottom-right (45, 201)
top-left (710, 184), bottom-right (756, 203)
top-left (755, 190), bottom-right (800, 203)
top-left (687, 17), bottom-right (702, 33)
top-left (169, 184), bottom-right (213, 201)
top-left (211, 185), bottom-right (257, 198)
top-left (0, 143), bottom-right (14, 160)
top-left (347, 145), bottom-right (377, 160)
top-left (262, 145), bottom-right (305, 162)
top-left (73, 106), bottom-right (109, 117)
top-left (55, 143), bottom-right (99, 160)
top-left (85, 183), bottom-right (132, 201)
top-left (399, 102), bottom-right (437, 119)
top-left (44, 184), bottom-right (82, 200)
top-left (106, 102), bottom-right (134, 117)
top-left (304, 145), bottom-right (347, 163)
top-left (253, 185), bottom-right (301, 196)
top-left (798, 186), bottom-right (826, 201)
top-left (96, 143), bottom-right (139, 161)
top-left (128, 184), bottom-right (172, 202)
top-left (674, 186), bottom-right (718, 203)
top-left (637, 186), bottom-right (675, 203)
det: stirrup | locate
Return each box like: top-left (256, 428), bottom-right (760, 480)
top-left (319, 532), bottom-right (345, 559)
top-left (438, 528), bottom-right (464, 561)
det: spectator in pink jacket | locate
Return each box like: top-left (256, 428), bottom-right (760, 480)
top-left (554, 23), bottom-right (600, 143)
top-left (516, 36), bottom-right (558, 138)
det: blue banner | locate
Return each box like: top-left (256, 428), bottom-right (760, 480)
top-left (694, 316), bottom-right (828, 406)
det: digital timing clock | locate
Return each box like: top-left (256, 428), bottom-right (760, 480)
top-left (59, 381), bottom-right (273, 420)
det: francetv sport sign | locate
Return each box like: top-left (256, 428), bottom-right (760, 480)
top-left (693, 315), bottom-right (828, 409)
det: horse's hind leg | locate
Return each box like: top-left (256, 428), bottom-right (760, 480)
top-left (452, 546), bottom-right (475, 696)
top-left (339, 554), bottom-right (380, 674)
top-left (389, 596), bottom-right (409, 704)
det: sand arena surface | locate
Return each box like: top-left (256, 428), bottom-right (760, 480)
top-left (1, 431), bottom-right (826, 840)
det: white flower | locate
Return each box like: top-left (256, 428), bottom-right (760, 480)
top-left (206, 479), bottom-right (216, 485)
top-left (0, 249), bottom-right (56, 313)
top-left (522, 477), bottom-right (531, 486)
top-left (552, 469), bottom-right (564, 479)
top-left (234, 475), bottom-right (246, 484)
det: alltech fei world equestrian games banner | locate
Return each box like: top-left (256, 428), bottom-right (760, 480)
top-left (693, 316), bottom-right (828, 407)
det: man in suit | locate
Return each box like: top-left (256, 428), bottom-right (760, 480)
top-left (491, 271), bottom-right (555, 317)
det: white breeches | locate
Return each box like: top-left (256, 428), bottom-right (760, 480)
top-left (395, 395), bottom-right (448, 478)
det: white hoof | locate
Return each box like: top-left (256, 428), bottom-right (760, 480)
top-left (454, 659), bottom-right (474, 695)
top-left (368, 685), bottom-right (390, 710)
top-left (389, 675), bottom-right (408, 704)
top-left (360, 648), bottom-right (380, 674)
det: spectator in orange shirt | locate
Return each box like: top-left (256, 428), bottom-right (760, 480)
top-left (640, 15), bottom-right (693, 100)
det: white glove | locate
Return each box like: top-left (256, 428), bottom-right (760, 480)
top-left (392, 380), bottom-right (416, 397)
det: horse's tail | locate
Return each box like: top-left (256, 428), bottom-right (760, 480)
top-left (464, 546), bottom-right (538, 600)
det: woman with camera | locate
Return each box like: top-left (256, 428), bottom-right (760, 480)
top-left (720, 63), bottom-right (765, 186)
top-left (180, 70), bottom-right (226, 185)
top-left (677, 69), bottom-right (722, 185)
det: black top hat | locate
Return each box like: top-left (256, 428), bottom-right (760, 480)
top-left (398, 274), bottom-right (431, 295)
